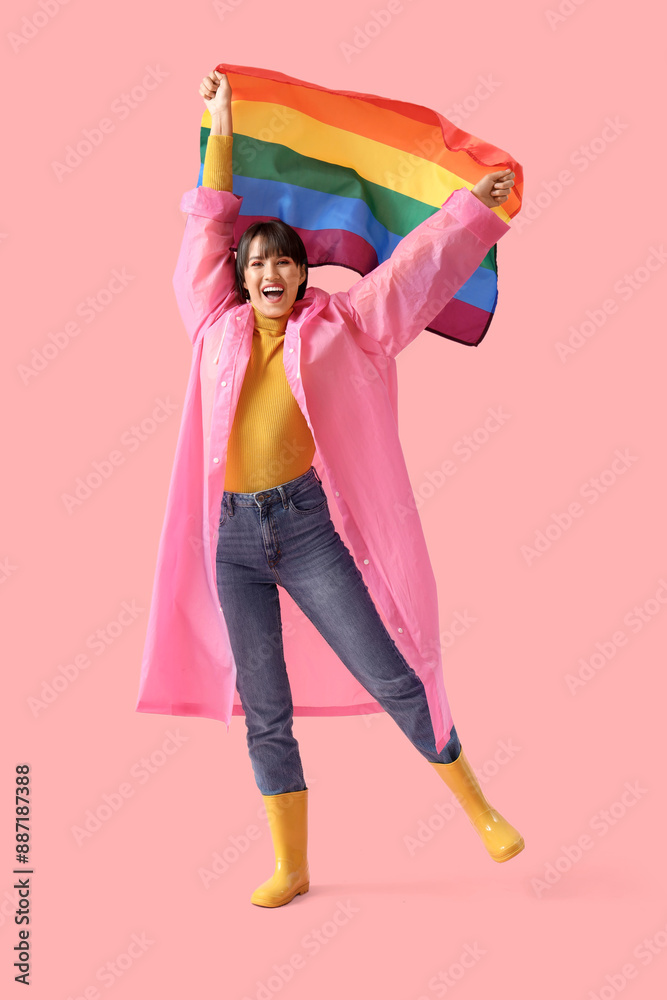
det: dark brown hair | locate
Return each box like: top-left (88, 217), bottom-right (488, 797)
top-left (235, 220), bottom-right (309, 301)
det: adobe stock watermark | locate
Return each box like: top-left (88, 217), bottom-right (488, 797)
top-left (529, 779), bottom-right (648, 898)
top-left (51, 65), bottom-right (169, 181)
top-left (241, 900), bottom-right (359, 1000)
top-left (513, 117), bottom-right (628, 235)
top-left (393, 406), bottom-right (512, 523)
top-left (565, 577), bottom-right (667, 694)
top-left (351, 687), bottom-right (386, 731)
top-left (0, 885), bottom-right (21, 930)
top-left (198, 822), bottom-right (261, 890)
top-left (555, 245), bottom-right (667, 361)
top-left (416, 941), bottom-right (486, 999)
top-left (379, 74), bottom-right (501, 191)
top-left (8, 0), bottom-right (72, 53)
top-left (346, 254), bottom-right (460, 371)
top-left (212, 0), bottom-right (246, 19)
top-left (545, 0), bottom-right (590, 31)
top-left (586, 915), bottom-right (667, 1000)
top-left (70, 731), bottom-right (189, 846)
top-left (210, 572), bottom-right (300, 673)
top-left (404, 739), bottom-right (521, 856)
top-left (17, 267), bottom-right (135, 385)
top-left (422, 608), bottom-right (479, 657)
top-left (60, 396), bottom-right (179, 514)
top-left (520, 447), bottom-right (639, 566)
top-left (64, 932), bottom-right (154, 999)
top-left (198, 777), bottom-right (318, 889)
top-left (381, 126), bottom-right (442, 188)
top-left (355, 607), bottom-right (479, 735)
top-left (442, 75), bottom-right (502, 129)
top-left (0, 558), bottom-right (17, 585)
top-left (221, 109), bottom-right (298, 174)
top-left (340, 0), bottom-right (421, 63)
top-left (27, 600), bottom-right (144, 717)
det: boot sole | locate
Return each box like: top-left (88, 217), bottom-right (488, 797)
top-left (489, 838), bottom-right (525, 863)
top-left (251, 883), bottom-right (310, 907)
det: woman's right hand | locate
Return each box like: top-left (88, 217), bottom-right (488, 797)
top-left (199, 69), bottom-right (232, 115)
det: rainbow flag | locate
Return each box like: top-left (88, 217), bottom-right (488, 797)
top-left (198, 63), bottom-right (523, 347)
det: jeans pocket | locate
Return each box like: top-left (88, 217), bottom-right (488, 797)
top-left (288, 481), bottom-right (329, 516)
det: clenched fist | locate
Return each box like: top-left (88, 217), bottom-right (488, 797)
top-left (199, 69), bottom-right (232, 115)
top-left (471, 169), bottom-right (515, 208)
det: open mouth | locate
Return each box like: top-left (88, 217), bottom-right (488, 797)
top-left (262, 284), bottom-right (285, 303)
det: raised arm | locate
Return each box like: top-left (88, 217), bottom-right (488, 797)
top-left (172, 69), bottom-right (243, 344)
top-left (332, 170), bottom-right (515, 360)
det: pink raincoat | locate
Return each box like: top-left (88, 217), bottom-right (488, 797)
top-left (135, 183), bottom-right (510, 753)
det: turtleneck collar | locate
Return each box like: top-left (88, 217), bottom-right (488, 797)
top-left (252, 304), bottom-right (293, 336)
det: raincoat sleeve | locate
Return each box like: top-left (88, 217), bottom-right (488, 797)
top-left (173, 135), bottom-right (243, 345)
top-left (332, 187), bottom-right (511, 359)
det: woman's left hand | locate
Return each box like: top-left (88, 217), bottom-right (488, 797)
top-left (471, 169), bottom-right (515, 208)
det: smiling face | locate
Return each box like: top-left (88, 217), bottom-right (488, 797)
top-left (243, 235), bottom-right (307, 319)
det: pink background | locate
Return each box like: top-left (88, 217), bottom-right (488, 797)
top-left (3, 1), bottom-right (666, 997)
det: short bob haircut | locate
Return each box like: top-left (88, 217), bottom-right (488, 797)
top-left (235, 220), bottom-right (309, 302)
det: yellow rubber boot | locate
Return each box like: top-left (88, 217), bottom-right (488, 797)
top-left (430, 750), bottom-right (525, 862)
top-left (251, 789), bottom-right (310, 907)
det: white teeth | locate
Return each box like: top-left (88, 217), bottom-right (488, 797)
top-left (263, 285), bottom-right (284, 294)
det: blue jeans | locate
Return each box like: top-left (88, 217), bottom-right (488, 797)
top-left (215, 465), bottom-right (461, 795)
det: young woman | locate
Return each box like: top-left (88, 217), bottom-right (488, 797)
top-left (137, 67), bottom-right (524, 908)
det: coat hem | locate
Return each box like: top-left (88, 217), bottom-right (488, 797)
top-left (232, 701), bottom-right (386, 717)
top-left (134, 700), bottom-right (386, 722)
top-left (135, 701), bottom-right (229, 725)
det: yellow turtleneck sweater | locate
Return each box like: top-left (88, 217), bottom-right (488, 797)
top-left (202, 133), bottom-right (316, 492)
